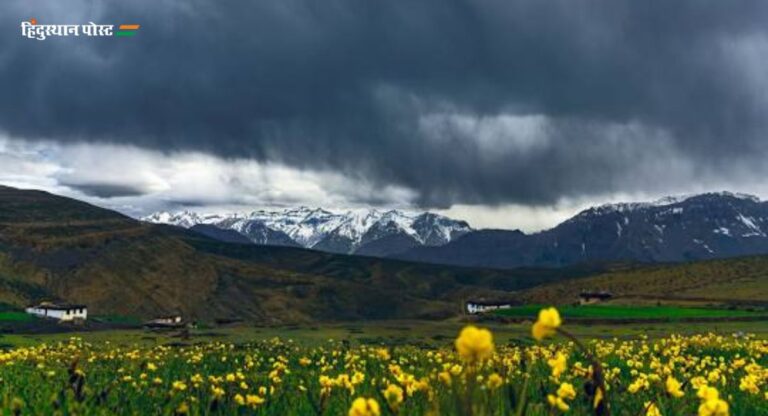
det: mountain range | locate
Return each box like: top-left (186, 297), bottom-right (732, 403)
top-left (145, 192), bottom-right (768, 270)
top-left (0, 185), bottom-right (567, 322)
top-left (143, 208), bottom-right (472, 257)
top-left (2, 185), bottom-right (768, 321)
top-left (395, 192), bottom-right (768, 269)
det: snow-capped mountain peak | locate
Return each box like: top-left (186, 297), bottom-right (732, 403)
top-left (581, 192), bottom-right (762, 217)
top-left (143, 210), bottom-right (210, 228)
top-left (142, 207), bottom-right (472, 255)
top-left (394, 191), bottom-right (768, 269)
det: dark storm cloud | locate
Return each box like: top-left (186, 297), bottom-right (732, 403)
top-left (62, 182), bottom-right (147, 198)
top-left (2, 0), bottom-right (768, 207)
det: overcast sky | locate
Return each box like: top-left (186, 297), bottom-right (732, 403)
top-left (2, 1), bottom-right (768, 231)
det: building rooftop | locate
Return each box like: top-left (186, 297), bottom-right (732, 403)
top-left (28, 302), bottom-right (87, 310)
top-left (579, 291), bottom-right (612, 298)
top-left (466, 299), bottom-right (514, 306)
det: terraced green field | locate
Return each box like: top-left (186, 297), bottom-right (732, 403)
top-left (494, 304), bottom-right (762, 320)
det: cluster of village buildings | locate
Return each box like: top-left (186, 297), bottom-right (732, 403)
top-left (24, 303), bottom-right (88, 321)
top-left (23, 290), bottom-right (613, 323)
top-left (465, 290), bottom-right (613, 314)
top-left (24, 302), bottom-right (184, 328)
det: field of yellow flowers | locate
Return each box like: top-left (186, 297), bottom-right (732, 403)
top-left (0, 308), bottom-right (765, 415)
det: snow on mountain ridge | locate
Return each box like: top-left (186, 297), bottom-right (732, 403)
top-left (581, 192), bottom-right (763, 216)
top-left (142, 207), bottom-right (472, 250)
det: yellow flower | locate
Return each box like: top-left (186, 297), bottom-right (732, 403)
top-left (547, 394), bottom-right (569, 411)
top-left (697, 386), bottom-right (729, 416)
top-left (438, 371), bottom-right (452, 385)
top-left (593, 387), bottom-right (604, 409)
top-left (697, 386), bottom-right (719, 401)
top-left (455, 326), bottom-right (494, 363)
top-left (666, 376), bottom-right (684, 398)
top-left (532, 307), bottom-right (562, 341)
top-left (376, 348), bottom-right (391, 361)
top-left (352, 371), bottom-right (366, 385)
top-left (645, 401), bottom-right (661, 416)
top-left (191, 373), bottom-right (204, 384)
top-left (699, 399), bottom-right (729, 416)
top-left (349, 397), bottom-right (381, 416)
top-left (234, 393), bottom-right (245, 406)
top-left (211, 386), bottom-right (225, 399)
top-left (548, 352), bottom-right (568, 379)
top-left (246, 394), bottom-right (265, 407)
top-left (557, 382), bottom-right (576, 400)
top-left (172, 381), bottom-right (188, 392)
top-left (487, 373), bottom-right (503, 389)
top-left (176, 402), bottom-right (189, 414)
top-left (382, 384), bottom-right (404, 410)
top-left (11, 397), bottom-right (24, 412)
top-left (739, 374), bottom-right (759, 395)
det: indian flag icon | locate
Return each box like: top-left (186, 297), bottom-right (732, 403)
top-left (115, 24), bottom-right (140, 37)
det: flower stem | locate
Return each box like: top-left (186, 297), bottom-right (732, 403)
top-left (556, 328), bottom-right (610, 416)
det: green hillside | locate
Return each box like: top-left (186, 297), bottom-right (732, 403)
top-left (7, 185), bottom-right (765, 324)
top-left (0, 186), bottom-right (588, 323)
top-left (518, 255), bottom-right (768, 306)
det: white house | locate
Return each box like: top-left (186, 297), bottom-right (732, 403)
top-left (25, 303), bottom-right (88, 322)
top-left (144, 315), bottom-right (184, 329)
top-left (465, 300), bottom-right (514, 315)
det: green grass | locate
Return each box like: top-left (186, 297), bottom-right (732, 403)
top-left (0, 311), bottom-right (36, 322)
top-left (494, 304), bottom-right (761, 320)
top-left (0, 319), bottom-right (767, 350)
top-left (91, 314), bottom-right (142, 325)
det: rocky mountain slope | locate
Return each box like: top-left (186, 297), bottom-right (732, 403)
top-left (395, 192), bottom-right (768, 269)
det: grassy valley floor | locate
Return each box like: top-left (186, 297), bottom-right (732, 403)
top-left (1, 318), bottom-right (768, 347)
top-left (0, 319), bottom-right (765, 415)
